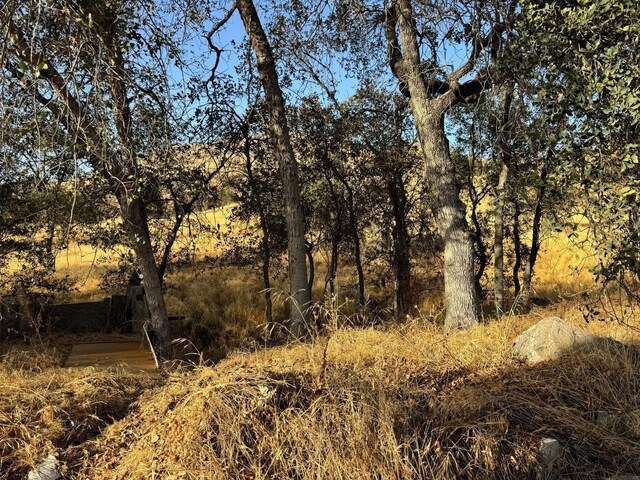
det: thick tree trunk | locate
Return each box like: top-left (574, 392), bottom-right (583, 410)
top-left (389, 0), bottom-right (480, 329)
top-left (388, 173), bottom-right (412, 318)
top-left (236, 0), bottom-right (310, 334)
top-left (421, 114), bottom-right (480, 328)
top-left (117, 194), bottom-right (171, 361)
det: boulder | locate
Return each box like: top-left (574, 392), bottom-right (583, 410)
top-left (512, 317), bottom-right (598, 364)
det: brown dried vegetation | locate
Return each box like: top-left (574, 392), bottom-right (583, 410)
top-left (3, 304), bottom-right (639, 479)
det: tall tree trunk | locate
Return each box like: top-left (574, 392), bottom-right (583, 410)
top-left (519, 159), bottom-right (549, 307)
top-left (388, 173), bottom-right (412, 318)
top-left (422, 114), bottom-right (480, 328)
top-left (494, 162), bottom-right (509, 315)
top-left (243, 132), bottom-right (273, 324)
top-left (236, 0), bottom-right (310, 335)
top-left (106, 20), bottom-right (172, 359)
top-left (512, 197), bottom-right (523, 298)
top-left (387, 0), bottom-right (480, 329)
top-left (345, 184), bottom-right (366, 309)
top-left (493, 84), bottom-right (514, 316)
top-left (117, 194), bottom-right (171, 360)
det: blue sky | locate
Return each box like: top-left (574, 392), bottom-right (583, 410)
top-left (159, 0), bottom-right (479, 145)
top-left (198, 3), bottom-right (362, 106)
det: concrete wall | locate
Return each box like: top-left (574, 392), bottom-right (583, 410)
top-left (1, 292), bottom-right (137, 336)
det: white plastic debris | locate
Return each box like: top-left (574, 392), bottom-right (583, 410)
top-left (539, 437), bottom-right (560, 461)
top-left (536, 437), bottom-right (561, 480)
top-left (27, 454), bottom-right (60, 480)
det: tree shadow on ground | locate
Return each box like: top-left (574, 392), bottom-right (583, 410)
top-left (402, 340), bottom-right (640, 479)
top-left (68, 335), bottom-right (640, 479)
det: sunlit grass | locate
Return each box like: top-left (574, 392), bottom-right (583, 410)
top-left (4, 204), bottom-right (640, 479)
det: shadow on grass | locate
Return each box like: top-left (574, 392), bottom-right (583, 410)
top-left (68, 337), bottom-right (640, 479)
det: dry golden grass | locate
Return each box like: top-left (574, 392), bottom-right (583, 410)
top-left (0, 342), bottom-right (161, 479)
top-left (164, 265), bottom-right (288, 355)
top-left (64, 305), bottom-right (640, 479)
top-left (5, 203), bottom-right (640, 478)
top-left (3, 299), bottom-right (640, 478)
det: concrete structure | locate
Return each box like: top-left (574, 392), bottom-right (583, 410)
top-left (1, 283), bottom-right (149, 337)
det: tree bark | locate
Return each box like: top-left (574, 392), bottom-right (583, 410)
top-left (493, 84), bottom-right (514, 316)
top-left (236, 0), bottom-right (311, 335)
top-left (519, 158), bottom-right (548, 307)
top-left (387, 172), bottom-right (412, 318)
top-left (422, 114), bottom-right (480, 328)
top-left (387, 0), bottom-right (480, 328)
top-left (494, 162), bottom-right (509, 315)
top-left (117, 194), bottom-right (171, 360)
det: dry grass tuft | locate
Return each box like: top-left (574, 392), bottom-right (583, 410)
top-left (164, 266), bottom-right (288, 355)
top-left (0, 343), bottom-right (160, 479)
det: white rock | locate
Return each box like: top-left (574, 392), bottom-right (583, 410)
top-left (512, 317), bottom-right (597, 364)
top-left (27, 454), bottom-right (60, 480)
top-left (536, 437), bottom-right (561, 480)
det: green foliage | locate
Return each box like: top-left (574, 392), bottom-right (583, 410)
top-left (517, 0), bottom-right (640, 287)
